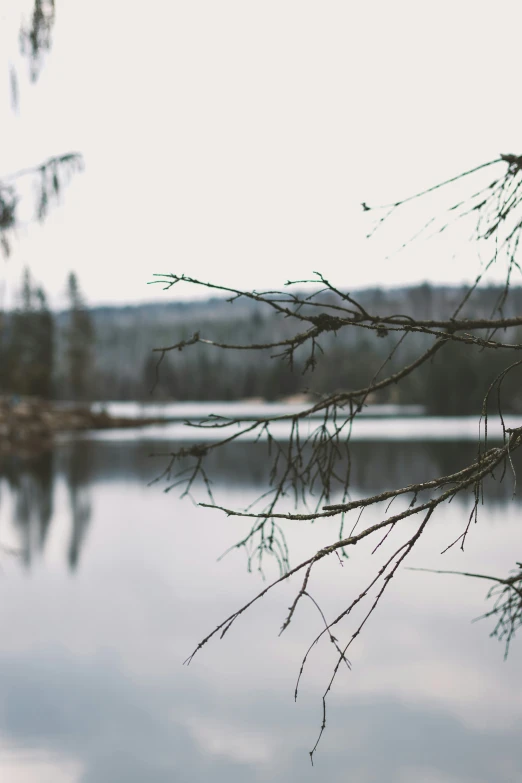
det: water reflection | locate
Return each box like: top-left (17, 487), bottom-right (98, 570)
top-left (64, 441), bottom-right (93, 571)
top-left (0, 442), bottom-right (93, 571)
top-left (1, 437), bottom-right (521, 572)
top-left (0, 644), bottom-right (520, 783)
top-left (56, 435), bottom-right (522, 494)
top-left (0, 433), bottom-right (521, 782)
top-left (0, 450), bottom-right (54, 568)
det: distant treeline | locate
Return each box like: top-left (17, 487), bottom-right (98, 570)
top-left (1, 278), bottom-right (522, 415)
top-left (92, 283), bottom-right (522, 416)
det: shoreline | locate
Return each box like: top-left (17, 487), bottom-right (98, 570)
top-left (0, 397), bottom-right (170, 454)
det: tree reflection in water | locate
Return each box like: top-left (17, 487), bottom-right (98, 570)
top-left (0, 436), bottom-right (520, 571)
top-left (64, 440), bottom-right (93, 571)
top-left (0, 440), bottom-right (93, 571)
top-left (1, 450), bottom-right (54, 567)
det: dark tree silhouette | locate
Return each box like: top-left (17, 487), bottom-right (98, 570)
top-left (6, 268), bottom-right (54, 397)
top-left (66, 272), bottom-right (94, 400)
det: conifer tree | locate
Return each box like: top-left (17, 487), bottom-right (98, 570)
top-left (66, 272), bottom-right (94, 400)
top-left (7, 268), bottom-right (54, 397)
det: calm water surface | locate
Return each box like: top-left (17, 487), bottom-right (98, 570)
top-left (0, 427), bottom-right (521, 782)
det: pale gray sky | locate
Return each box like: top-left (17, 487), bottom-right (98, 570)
top-left (1, 0), bottom-right (521, 307)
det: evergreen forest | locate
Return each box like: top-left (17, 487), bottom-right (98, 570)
top-left (2, 275), bottom-right (522, 416)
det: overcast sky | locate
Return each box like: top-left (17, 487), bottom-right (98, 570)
top-left (0, 0), bottom-right (521, 307)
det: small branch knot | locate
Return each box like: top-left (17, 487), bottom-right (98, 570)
top-left (309, 313), bottom-right (345, 332)
top-left (500, 153), bottom-right (522, 174)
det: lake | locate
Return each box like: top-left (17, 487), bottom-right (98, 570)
top-left (0, 417), bottom-right (521, 782)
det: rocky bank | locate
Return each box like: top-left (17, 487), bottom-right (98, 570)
top-left (0, 397), bottom-right (168, 453)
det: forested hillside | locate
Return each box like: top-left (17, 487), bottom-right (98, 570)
top-left (58, 283), bottom-right (522, 415)
top-left (2, 281), bottom-right (522, 415)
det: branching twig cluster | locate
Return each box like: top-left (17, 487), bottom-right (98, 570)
top-left (152, 153), bottom-right (522, 759)
top-left (407, 563), bottom-right (522, 660)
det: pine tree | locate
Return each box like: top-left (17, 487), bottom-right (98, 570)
top-left (66, 272), bottom-right (94, 400)
top-left (7, 268), bottom-right (54, 397)
top-left (33, 287), bottom-right (54, 398)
